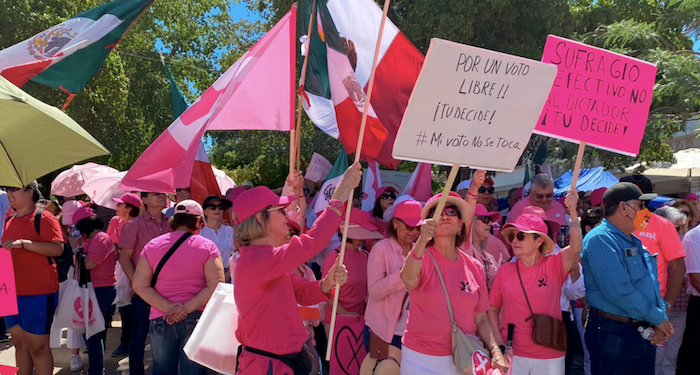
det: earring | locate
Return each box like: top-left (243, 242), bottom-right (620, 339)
top-left (457, 231), bottom-right (462, 235)
top-left (393, 227), bottom-right (397, 231)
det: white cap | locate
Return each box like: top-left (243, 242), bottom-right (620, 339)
top-left (456, 180), bottom-right (471, 191)
top-left (173, 199), bottom-right (204, 217)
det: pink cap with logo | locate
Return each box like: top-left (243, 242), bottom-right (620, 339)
top-left (231, 186), bottom-right (297, 225)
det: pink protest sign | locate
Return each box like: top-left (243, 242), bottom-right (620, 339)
top-left (330, 315), bottom-right (367, 375)
top-left (0, 365), bottom-right (18, 375)
top-left (0, 249), bottom-right (17, 317)
top-left (534, 35), bottom-right (657, 156)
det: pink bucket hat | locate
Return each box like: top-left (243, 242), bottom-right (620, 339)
top-left (502, 214), bottom-right (555, 255)
top-left (474, 204), bottom-right (501, 223)
top-left (392, 200), bottom-right (424, 227)
top-left (421, 191), bottom-right (471, 220)
top-left (340, 209), bottom-right (383, 240)
top-left (173, 199), bottom-right (204, 217)
top-left (61, 200), bottom-right (89, 225)
top-left (113, 192), bottom-right (141, 208)
top-left (231, 186), bottom-right (297, 225)
top-left (589, 187), bottom-right (607, 207)
top-left (522, 206), bottom-right (561, 238)
top-left (72, 207), bottom-right (96, 225)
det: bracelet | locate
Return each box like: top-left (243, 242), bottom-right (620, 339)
top-left (410, 251), bottom-right (423, 261)
top-left (467, 191), bottom-right (478, 198)
top-left (327, 205), bottom-right (342, 217)
top-left (570, 221), bottom-right (581, 228)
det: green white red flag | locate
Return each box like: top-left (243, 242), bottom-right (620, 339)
top-left (0, 0), bottom-right (152, 95)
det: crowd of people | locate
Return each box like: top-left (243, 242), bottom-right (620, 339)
top-left (1, 163), bottom-right (699, 375)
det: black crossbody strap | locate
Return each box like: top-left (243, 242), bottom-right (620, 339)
top-left (516, 261), bottom-right (535, 319)
top-left (151, 232), bottom-right (192, 288)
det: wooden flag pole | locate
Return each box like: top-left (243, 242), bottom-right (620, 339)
top-left (290, 0), bottom-right (317, 175)
top-left (570, 142), bottom-right (586, 190)
top-left (430, 163), bottom-right (461, 222)
top-left (325, 0), bottom-right (391, 361)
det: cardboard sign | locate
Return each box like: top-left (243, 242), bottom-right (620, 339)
top-left (305, 152), bottom-right (333, 183)
top-left (534, 35), bottom-right (657, 156)
top-left (393, 38), bottom-right (556, 172)
top-left (0, 365), bottom-right (19, 375)
top-left (0, 249), bottom-right (17, 317)
top-left (330, 315), bottom-right (367, 375)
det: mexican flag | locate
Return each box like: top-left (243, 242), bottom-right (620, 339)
top-left (298, 0), bottom-right (424, 168)
top-left (0, 0), bottom-right (153, 94)
top-left (314, 147), bottom-right (349, 213)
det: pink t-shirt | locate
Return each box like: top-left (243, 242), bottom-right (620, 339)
top-left (506, 198), bottom-right (568, 226)
top-left (464, 245), bottom-right (499, 291)
top-left (85, 232), bottom-right (117, 287)
top-left (106, 216), bottom-right (125, 245)
top-left (140, 232), bottom-right (220, 319)
top-left (489, 252), bottom-right (568, 359)
top-left (635, 214), bottom-right (686, 298)
top-left (402, 248), bottom-right (490, 356)
top-left (322, 248), bottom-right (368, 321)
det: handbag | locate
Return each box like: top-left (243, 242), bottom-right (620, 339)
top-left (515, 261), bottom-right (567, 351)
top-left (54, 251), bottom-right (105, 338)
top-left (425, 250), bottom-right (490, 374)
top-left (368, 292), bottom-right (408, 361)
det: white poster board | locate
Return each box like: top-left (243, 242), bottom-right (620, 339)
top-left (305, 152), bottom-right (333, 183)
top-left (392, 38), bottom-right (557, 172)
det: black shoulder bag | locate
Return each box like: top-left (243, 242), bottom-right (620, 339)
top-left (151, 232), bottom-right (193, 288)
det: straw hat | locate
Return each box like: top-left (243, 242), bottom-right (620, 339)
top-left (340, 209), bottom-right (383, 240)
top-left (421, 191), bottom-right (471, 220)
top-left (359, 345), bottom-right (402, 375)
top-left (502, 214), bottom-right (555, 255)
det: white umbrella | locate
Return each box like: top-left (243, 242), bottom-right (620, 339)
top-left (81, 171), bottom-right (127, 210)
top-left (212, 167), bottom-right (236, 195)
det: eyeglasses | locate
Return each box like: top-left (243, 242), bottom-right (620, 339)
top-left (428, 205), bottom-right (460, 218)
top-left (476, 216), bottom-right (492, 225)
top-left (204, 204), bottom-right (227, 210)
top-left (398, 219), bottom-right (420, 232)
top-left (533, 193), bottom-right (554, 200)
top-left (1, 187), bottom-right (22, 192)
top-left (175, 188), bottom-right (190, 193)
top-left (380, 193), bottom-right (396, 200)
top-left (478, 186), bottom-right (495, 194)
top-left (625, 201), bottom-right (642, 212)
top-left (507, 232), bottom-right (535, 243)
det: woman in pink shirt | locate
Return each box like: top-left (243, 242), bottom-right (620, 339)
top-left (132, 200), bottom-right (225, 375)
top-left (232, 167), bottom-right (360, 375)
top-left (400, 171), bottom-right (508, 375)
top-left (488, 190), bottom-right (581, 375)
top-left (73, 207), bottom-right (118, 375)
top-left (362, 199), bottom-right (422, 371)
top-left (466, 203), bottom-right (503, 291)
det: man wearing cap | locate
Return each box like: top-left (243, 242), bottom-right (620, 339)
top-left (507, 174), bottom-right (568, 228)
top-left (119, 191), bottom-right (171, 375)
top-left (581, 182), bottom-right (673, 375)
top-left (1, 183), bottom-right (64, 375)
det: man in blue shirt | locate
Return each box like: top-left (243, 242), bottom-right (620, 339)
top-left (581, 182), bottom-right (673, 375)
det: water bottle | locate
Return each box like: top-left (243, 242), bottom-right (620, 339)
top-left (69, 225), bottom-right (80, 239)
top-left (638, 326), bottom-right (654, 341)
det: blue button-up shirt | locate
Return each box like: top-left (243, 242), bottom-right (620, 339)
top-left (581, 219), bottom-right (667, 325)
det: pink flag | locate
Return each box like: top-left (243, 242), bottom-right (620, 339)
top-left (121, 6), bottom-right (296, 193)
top-left (403, 163), bottom-right (432, 202)
top-left (361, 162), bottom-right (382, 211)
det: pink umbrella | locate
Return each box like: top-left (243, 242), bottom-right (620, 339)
top-left (213, 167), bottom-right (236, 195)
top-left (81, 171), bottom-right (127, 210)
top-left (51, 162), bottom-right (118, 197)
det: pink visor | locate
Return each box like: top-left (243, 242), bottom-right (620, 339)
top-left (231, 186), bottom-right (296, 225)
top-left (393, 200), bottom-right (423, 227)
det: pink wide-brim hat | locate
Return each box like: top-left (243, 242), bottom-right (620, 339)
top-left (340, 208), bottom-right (383, 240)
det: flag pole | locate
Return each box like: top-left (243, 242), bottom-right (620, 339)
top-left (570, 142), bottom-right (586, 190)
top-left (326, 0), bottom-right (391, 361)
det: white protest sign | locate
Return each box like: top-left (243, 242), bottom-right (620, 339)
top-left (304, 152), bottom-right (332, 183)
top-left (392, 38), bottom-right (557, 172)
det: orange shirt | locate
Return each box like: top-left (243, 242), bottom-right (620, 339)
top-left (635, 214), bottom-right (685, 298)
top-left (2, 209), bottom-right (63, 296)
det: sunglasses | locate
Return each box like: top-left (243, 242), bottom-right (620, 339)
top-left (533, 193), bottom-right (554, 200)
top-left (175, 188), bottom-right (190, 193)
top-left (398, 219), bottom-right (420, 232)
top-left (507, 232), bottom-right (536, 243)
top-left (380, 193), bottom-right (397, 200)
top-left (204, 204), bottom-right (227, 210)
top-left (681, 210), bottom-right (691, 217)
top-left (476, 216), bottom-right (492, 225)
top-left (428, 205), bottom-right (460, 218)
top-left (1, 187), bottom-right (22, 192)
top-left (478, 186), bottom-right (495, 194)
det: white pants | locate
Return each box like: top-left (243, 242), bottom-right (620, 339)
top-left (511, 355), bottom-right (565, 375)
top-left (574, 307), bottom-right (591, 375)
top-left (400, 346), bottom-right (462, 375)
top-left (655, 310), bottom-right (687, 375)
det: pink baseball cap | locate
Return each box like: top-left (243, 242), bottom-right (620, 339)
top-left (484, 177), bottom-right (494, 186)
top-left (173, 199), bottom-right (204, 217)
top-left (502, 214), bottom-right (555, 255)
top-left (684, 193), bottom-right (699, 201)
top-left (231, 186), bottom-right (297, 225)
top-left (72, 207), bottom-right (96, 225)
top-left (589, 187), bottom-right (607, 207)
top-left (226, 186), bottom-right (248, 204)
top-left (392, 200), bottom-right (424, 227)
top-left (113, 192), bottom-right (141, 208)
top-left (340, 209), bottom-right (383, 240)
top-left (522, 206), bottom-right (561, 238)
top-left (474, 204), bottom-right (501, 223)
top-left (61, 200), bottom-right (89, 225)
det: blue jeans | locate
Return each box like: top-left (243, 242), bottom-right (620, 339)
top-left (129, 294), bottom-right (151, 375)
top-left (85, 286), bottom-right (116, 375)
top-left (149, 310), bottom-right (206, 375)
top-left (585, 313), bottom-right (656, 375)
